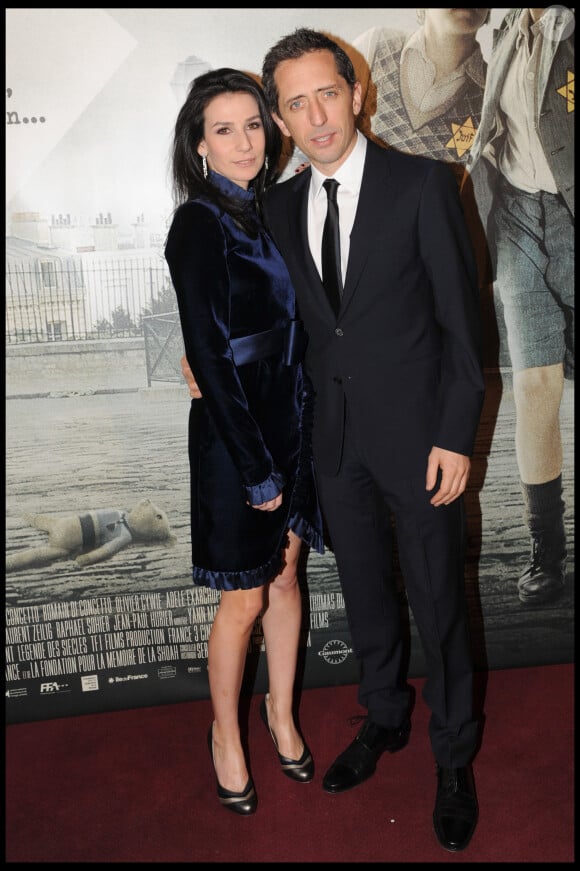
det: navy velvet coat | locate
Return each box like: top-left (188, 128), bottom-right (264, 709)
top-left (165, 172), bottom-right (323, 590)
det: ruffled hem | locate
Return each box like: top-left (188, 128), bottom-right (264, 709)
top-left (192, 509), bottom-right (323, 591)
top-left (288, 511), bottom-right (325, 555)
top-left (244, 467), bottom-right (287, 506)
top-left (192, 551), bottom-right (283, 591)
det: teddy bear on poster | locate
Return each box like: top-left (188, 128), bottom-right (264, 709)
top-left (6, 499), bottom-right (177, 572)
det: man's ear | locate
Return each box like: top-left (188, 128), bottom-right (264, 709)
top-left (352, 81), bottom-right (363, 118)
top-left (272, 112), bottom-right (291, 139)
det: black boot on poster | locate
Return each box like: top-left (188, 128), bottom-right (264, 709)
top-left (518, 477), bottom-right (567, 605)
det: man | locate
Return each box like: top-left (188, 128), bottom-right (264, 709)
top-left (183, 28), bottom-right (485, 851)
top-left (464, 7), bottom-right (574, 605)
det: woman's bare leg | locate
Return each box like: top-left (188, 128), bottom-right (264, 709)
top-left (261, 530), bottom-right (306, 760)
top-left (208, 586), bottom-right (263, 792)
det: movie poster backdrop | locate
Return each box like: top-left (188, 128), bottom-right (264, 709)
top-left (6, 9), bottom-right (574, 723)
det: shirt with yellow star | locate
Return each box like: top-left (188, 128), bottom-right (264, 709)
top-left (354, 25), bottom-right (486, 169)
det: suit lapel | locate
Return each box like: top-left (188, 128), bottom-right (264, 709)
top-left (282, 169), bottom-right (338, 320)
top-left (341, 143), bottom-right (393, 312)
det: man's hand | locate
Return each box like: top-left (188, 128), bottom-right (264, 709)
top-left (426, 446), bottom-right (471, 507)
top-left (181, 355), bottom-right (202, 398)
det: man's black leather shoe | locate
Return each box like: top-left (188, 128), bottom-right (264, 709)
top-left (322, 717), bottom-right (410, 794)
top-left (433, 763), bottom-right (478, 852)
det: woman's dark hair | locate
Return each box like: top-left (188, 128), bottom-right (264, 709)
top-left (170, 67), bottom-right (282, 234)
top-left (262, 28), bottom-right (356, 115)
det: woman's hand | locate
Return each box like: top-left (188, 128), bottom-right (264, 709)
top-left (181, 355), bottom-right (202, 398)
top-left (251, 494), bottom-right (283, 512)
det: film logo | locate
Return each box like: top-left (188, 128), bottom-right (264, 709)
top-left (81, 674), bottom-right (99, 692)
top-left (40, 681), bottom-right (71, 694)
top-left (5, 687), bottom-right (28, 699)
top-left (319, 639), bottom-right (353, 665)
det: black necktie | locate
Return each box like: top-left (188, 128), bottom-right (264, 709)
top-left (321, 178), bottom-right (342, 318)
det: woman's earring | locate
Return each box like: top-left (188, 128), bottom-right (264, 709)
top-left (202, 155), bottom-right (208, 179)
top-left (264, 156), bottom-right (269, 172)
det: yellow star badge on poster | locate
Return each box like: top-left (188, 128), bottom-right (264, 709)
top-left (446, 116), bottom-right (477, 158)
top-left (556, 70), bottom-right (574, 113)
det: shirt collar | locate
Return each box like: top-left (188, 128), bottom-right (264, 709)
top-left (207, 169), bottom-right (255, 201)
top-left (310, 129), bottom-right (367, 198)
top-left (516, 8), bottom-right (543, 49)
top-left (401, 25), bottom-right (486, 89)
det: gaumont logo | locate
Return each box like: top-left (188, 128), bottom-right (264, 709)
top-left (40, 681), bottom-right (71, 694)
top-left (318, 639), bottom-right (353, 665)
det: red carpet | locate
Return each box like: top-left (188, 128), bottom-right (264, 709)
top-left (5, 663), bottom-right (574, 863)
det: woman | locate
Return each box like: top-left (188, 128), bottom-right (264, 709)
top-left (165, 68), bottom-right (324, 816)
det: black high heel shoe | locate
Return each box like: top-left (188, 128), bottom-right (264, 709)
top-left (259, 696), bottom-right (314, 783)
top-left (207, 724), bottom-right (257, 815)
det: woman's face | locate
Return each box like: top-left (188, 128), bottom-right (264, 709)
top-left (197, 91), bottom-right (266, 190)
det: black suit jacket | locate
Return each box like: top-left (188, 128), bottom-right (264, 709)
top-left (264, 138), bottom-right (485, 478)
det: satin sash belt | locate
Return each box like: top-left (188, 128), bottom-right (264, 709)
top-left (230, 320), bottom-right (307, 366)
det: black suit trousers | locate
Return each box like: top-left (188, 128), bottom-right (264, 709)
top-left (315, 405), bottom-right (479, 768)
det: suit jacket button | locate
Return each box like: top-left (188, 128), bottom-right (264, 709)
top-left (335, 328), bottom-right (344, 337)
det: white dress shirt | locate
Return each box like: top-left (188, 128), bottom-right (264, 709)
top-left (308, 130), bottom-right (367, 284)
top-left (497, 9), bottom-right (558, 194)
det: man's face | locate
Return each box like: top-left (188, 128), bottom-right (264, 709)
top-left (425, 8), bottom-right (490, 38)
top-left (272, 49), bottom-right (362, 176)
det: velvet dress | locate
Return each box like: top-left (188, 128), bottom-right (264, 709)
top-left (165, 171), bottom-right (324, 591)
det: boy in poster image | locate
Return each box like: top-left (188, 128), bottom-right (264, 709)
top-left (354, 8), bottom-right (491, 171)
top-left (465, 7), bottom-right (575, 605)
